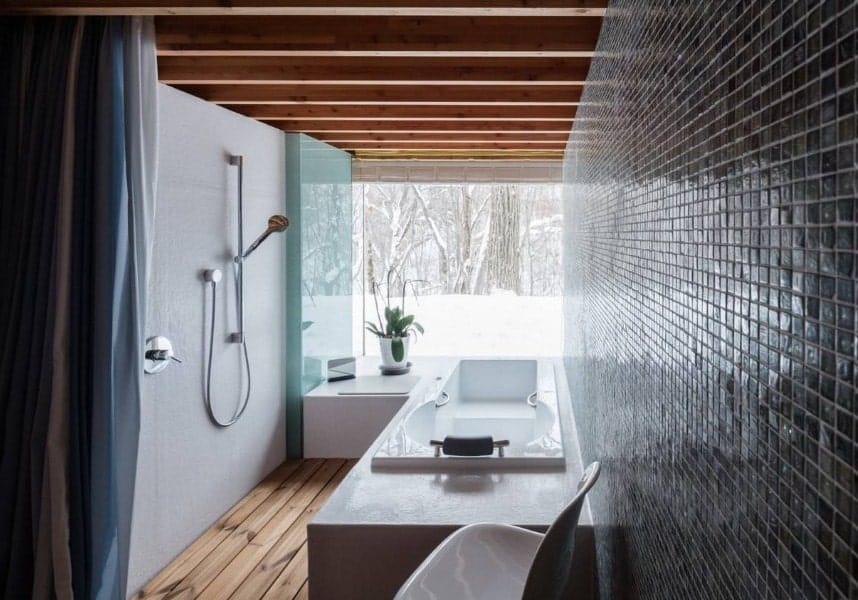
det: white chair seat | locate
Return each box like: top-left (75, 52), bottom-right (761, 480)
top-left (395, 462), bottom-right (601, 600)
top-left (395, 523), bottom-right (544, 600)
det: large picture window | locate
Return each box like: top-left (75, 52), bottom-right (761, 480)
top-left (353, 182), bottom-right (562, 356)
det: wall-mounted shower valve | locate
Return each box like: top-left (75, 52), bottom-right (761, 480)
top-left (204, 269), bottom-right (222, 283)
top-left (144, 336), bottom-right (182, 374)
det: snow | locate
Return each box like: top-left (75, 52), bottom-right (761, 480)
top-left (354, 293), bottom-right (562, 357)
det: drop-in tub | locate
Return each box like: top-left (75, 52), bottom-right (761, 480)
top-left (371, 359), bottom-right (564, 469)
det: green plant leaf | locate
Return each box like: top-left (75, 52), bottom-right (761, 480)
top-left (365, 321), bottom-right (383, 337)
top-left (395, 315), bottom-right (414, 335)
top-left (412, 321), bottom-right (424, 335)
top-left (384, 306), bottom-right (394, 335)
top-left (391, 336), bottom-right (405, 362)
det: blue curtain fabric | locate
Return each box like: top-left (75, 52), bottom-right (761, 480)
top-left (0, 16), bottom-right (154, 599)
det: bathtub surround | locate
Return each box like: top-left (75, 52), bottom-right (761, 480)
top-left (308, 357), bottom-right (593, 599)
top-left (0, 17), bottom-right (157, 598)
top-left (128, 85), bottom-right (286, 595)
top-left (564, 1), bottom-right (858, 599)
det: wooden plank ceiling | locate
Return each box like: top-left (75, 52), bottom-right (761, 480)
top-left (2, 1), bottom-right (605, 160)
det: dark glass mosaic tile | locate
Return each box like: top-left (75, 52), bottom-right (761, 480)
top-left (563, 1), bottom-right (858, 599)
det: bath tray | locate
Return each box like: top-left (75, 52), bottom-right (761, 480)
top-left (334, 374), bottom-right (419, 397)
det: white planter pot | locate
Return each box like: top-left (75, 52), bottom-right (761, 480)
top-left (378, 336), bottom-right (410, 368)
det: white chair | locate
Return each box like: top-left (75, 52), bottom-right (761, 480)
top-left (395, 462), bottom-right (601, 600)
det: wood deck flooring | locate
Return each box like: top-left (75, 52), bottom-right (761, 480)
top-left (133, 459), bottom-right (355, 600)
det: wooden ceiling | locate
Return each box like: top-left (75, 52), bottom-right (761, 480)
top-left (2, 1), bottom-right (605, 160)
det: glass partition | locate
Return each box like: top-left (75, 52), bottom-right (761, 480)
top-left (285, 134), bottom-right (352, 457)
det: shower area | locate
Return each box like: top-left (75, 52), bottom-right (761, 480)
top-left (129, 86), bottom-right (354, 591)
top-left (129, 86), bottom-right (290, 592)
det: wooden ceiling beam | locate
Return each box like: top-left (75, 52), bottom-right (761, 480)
top-left (263, 119), bottom-right (572, 131)
top-left (155, 16), bottom-right (601, 56)
top-left (1, 1), bottom-right (602, 160)
top-left (157, 56), bottom-right (590, 84)
top-left (312, 132), bottom-right (570, 142)
top-left (336, 141), bottom-right (568, 150)
top-left (1, 1), bottom-right (606, 16)
top-left (281, 129), bottom-right (574, 134)
top-left (228, 104), bottom-right (576, 120)
top-left (172, 84), bottom-right (583, 105)
top-left (352, 150), bottom-right (565, 160)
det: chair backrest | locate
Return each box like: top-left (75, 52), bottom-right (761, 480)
top-left (521, 461), bottom-right (601, 600)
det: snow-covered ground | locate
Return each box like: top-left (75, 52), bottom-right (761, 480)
top-left (353, 293), bottom-right (562, 357)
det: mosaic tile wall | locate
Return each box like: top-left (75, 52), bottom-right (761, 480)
top-left (562, 1), bottom-right (858, 598)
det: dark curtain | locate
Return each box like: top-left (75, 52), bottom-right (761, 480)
top-left (0, 19), bottom-right (76, 598)
top-left (0, 16), bottom-right (150, 599)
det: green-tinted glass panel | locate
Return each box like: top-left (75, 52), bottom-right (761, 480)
top-left (285, 134), bottom-right (352, 457)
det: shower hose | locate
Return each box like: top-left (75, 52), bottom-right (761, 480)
top-left (204, 276), bottom-right (251, 427)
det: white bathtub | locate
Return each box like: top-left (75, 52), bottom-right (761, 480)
top-left (371, 359), bottom-right (564, 469)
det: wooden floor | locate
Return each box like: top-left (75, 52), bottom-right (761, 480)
top-left (133, 459), bottom-right (355, 600)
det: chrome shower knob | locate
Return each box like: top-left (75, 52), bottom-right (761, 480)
top-left (144, 336), bottom-right (182, 374)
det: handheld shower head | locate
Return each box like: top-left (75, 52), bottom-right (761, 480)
top-left (240, 214), bottom-right (289, 260)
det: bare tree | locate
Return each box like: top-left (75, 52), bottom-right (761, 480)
top-left (365, 185), bottom-right (424, 289)
top-left (454, 186), bottom-right (472, 294)
top-left (413, 184), bottom-right (450, 290)
top-left (485, 185), bottom-right (521, 294)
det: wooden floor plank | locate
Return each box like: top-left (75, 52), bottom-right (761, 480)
top-left (233, 461), bottom-right (353, 599)
top-left (133, 460), bottom-right (304, 600)
top-left (149, 459), bottom-right (326, 600)
top-left (196, 459), bottom-right (346, 600)
top-left (258, 544), bottom-right (308, 600)
top-left (294, 580), bottom-right (309, 600)
top-left (135, 459), bottom-right (353, 600)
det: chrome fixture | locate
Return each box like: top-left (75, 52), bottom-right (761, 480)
top-left (203, 155), bottom-right (289, 428)
top-left (144, 336), bottom-right (182, 374)
top-left (238, 214), bottom-right (290, 261)
top-left (231, 213), bottom-right (289, 342)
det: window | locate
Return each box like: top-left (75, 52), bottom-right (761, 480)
top-left (353, 182), bottom-right (562, 357)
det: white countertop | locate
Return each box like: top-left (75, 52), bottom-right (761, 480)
top-left (305, 356), bottom-right (457, 398)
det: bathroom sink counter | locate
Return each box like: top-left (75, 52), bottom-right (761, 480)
top-left (308, 356), bottom-right (593, 599)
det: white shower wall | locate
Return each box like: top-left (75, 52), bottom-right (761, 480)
top-left (128, 84), bottom-right (287, 595)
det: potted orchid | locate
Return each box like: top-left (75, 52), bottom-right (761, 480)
top-left (365, 272), bottom-right (424, 369)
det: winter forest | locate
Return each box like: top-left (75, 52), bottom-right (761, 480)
top-left (355, 183), bottom-right (563, 297)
